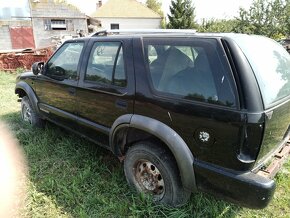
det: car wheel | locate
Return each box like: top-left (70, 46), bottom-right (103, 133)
top-left (124, 141), bottom-right (190, 206)
top-left (21, 96), bottom-right (44, 128)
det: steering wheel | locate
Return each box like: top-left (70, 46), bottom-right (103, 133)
top-left (54, 66), bottom-right (66, 76)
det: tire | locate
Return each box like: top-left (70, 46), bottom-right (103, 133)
top-left (21, 96), bottom-right (44, 128)
top-left (124, 141), bottom-right (190, 206)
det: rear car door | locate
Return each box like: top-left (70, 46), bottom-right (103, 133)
top-left (135, 37), bottom-right (247, 170)
top-left (76, 38), bottom-right (135, 146)
top-left (36, 41), bottom-right (85, 129)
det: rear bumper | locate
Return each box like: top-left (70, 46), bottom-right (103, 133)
top-left (194, 161), bottom-right (275, 209)
top-left (193, 143), bottom-right (290, 209)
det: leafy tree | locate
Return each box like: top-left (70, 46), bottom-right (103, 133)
top-left (146, 0), bottom-right (166, 28)
top-left (146, 0), bottom-right (163, 16)
top-left (198, 19), bottom-right (238, 33)
top-left (167, 0), bottom-right (197, 29)
top-left (234, 0), bottom-right (290, 38)
top-left (278, 0), bottom-right (290, 37)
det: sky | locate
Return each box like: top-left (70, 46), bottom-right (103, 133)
top-left (66, 0), bottom-right (254, 21)
top-left (0, 0), bottom-right (30, 19)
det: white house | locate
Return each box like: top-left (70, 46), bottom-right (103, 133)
top-left (91, 0), bottom-right (162, 30)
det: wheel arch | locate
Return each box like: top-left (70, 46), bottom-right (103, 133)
top-left (15, 81), bottom-right (40, 114)
top-left (110, 114), bottom-right (196, 192)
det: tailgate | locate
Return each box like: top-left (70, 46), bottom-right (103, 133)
top-left (256, 99), bottom-right (290, 164)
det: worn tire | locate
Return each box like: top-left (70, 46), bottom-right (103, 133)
top-left (21, 96), bottom-right (44, 128)
top-left (124, 141), bottom-right (190, 206)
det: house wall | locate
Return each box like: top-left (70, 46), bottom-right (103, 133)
top-left (32, 18), bottom-right (87, 48)
top-left (30, 0), bottom-right (88, 48)
top-left (0, 0), bottom-right (88, 50)
top-left (0, 26), bottom-right (13, 50)
top-left (0, 20), bottom-right (32, 50)
top-left (98, 18), bottom-right (161, 29)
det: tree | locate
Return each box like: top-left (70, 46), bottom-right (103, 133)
top-left (198, 19), bottom-right (238, 33)
top-left (146, 0), bottom-right (166, 28)
top-left (146, 0), bottom-right (163, 16)
top-left (167, 0), bottom-right (197, 29)
top-left (234, 0), bottom-right (290, 38)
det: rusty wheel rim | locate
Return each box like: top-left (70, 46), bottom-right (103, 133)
top-left (134, 159), bottom-right (165, 200)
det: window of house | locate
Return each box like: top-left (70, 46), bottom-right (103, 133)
top-left (85, 42), bottom-right (126, 87)
top-left (44, 19), bottom-right (73, 31)
top-left (51, 19), bottom-right (66, 30)
top-left (110, 24), bottom-right (119, 30)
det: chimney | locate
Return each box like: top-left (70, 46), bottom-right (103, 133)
top-left (96, 0), bottom-right (102, 9)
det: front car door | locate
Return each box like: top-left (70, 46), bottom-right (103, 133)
top-left (36, 41), bottom-right (85, 129)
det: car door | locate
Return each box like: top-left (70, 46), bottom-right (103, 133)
top-left (36, 41), bottom-right (85, 129)
top-left (76, 38), bottom-right (135, 146)
top-left (135, 37), bottom-right (244, 169)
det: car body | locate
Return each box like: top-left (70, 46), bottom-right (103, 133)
top-left (15, 30), bottom-right (290, 208)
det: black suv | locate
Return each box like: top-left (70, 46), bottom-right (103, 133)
top-left (15, 30), bottom-right (290, 208)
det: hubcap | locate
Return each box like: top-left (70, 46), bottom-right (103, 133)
top-left (22, 105), bottom-right (32, 124)
top-left (134, 160), bottom-right (165, 200)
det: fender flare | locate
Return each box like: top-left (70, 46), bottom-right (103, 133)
top-left (15, 81), bottom-right (40, 114)
top-left (110, 114), bottom-right (132, 155)
top-left (110, 114), bottom-right (196, 191)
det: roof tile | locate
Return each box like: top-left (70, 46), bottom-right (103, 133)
top-left (91, 0), bottom-right (162, 18)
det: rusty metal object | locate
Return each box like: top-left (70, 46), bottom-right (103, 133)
top-left (135, 160), bottom-right (165, 200)
top-left (0, 46), bottom-right (56, 71)
top-left (257, 140), bottom-right (290, 179)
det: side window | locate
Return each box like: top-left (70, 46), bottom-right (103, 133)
top-left (46, 42), bottom-right (84, 80)
top-left (175, 46), bottom-right (197, 61)
top-left (85, 42), bottom-right (126, 87)
top-left (148, 45), bottom-right (158, 63)
top-left (145, 39), bottom-right (237, 108)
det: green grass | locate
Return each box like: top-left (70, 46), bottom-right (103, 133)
top-left (0, 72), bottom-right (289, 217)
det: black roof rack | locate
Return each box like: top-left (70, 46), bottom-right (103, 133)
top-left (90, 29), bottom-right (197, 37)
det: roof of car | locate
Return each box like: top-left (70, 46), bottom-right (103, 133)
top-left (89, 29), bottom-right (256, 37)
top-left (67, 30), bottom-right (258, 43)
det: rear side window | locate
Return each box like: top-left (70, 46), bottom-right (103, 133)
top-left (144, 38), bottom-right (237, 108)
top-left (85, 42), bottom-right (126, 87)
top-left (234, 36), bottom-right (290, 108)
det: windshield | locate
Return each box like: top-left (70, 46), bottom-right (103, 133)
top-left (234, 35), bottom-right (290, 109)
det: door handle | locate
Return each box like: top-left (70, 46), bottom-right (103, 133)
top-left (68, 87), bottom-right (76, 96)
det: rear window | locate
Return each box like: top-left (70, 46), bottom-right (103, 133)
top-left (143, 38), bottom-right (238, 108)
top-left (234, 35), bottom-right (290, 108)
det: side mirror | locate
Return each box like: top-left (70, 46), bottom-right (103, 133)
top-left (32, 62), bottom-right (44, 75)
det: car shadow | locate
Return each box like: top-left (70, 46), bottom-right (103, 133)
top-left (0, 112), bottom-right (241, 217)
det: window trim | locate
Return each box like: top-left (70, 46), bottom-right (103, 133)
top-left (84, 41), bottom-right (128, 88)
top-left (143, 37), bottom-right (240, 110)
